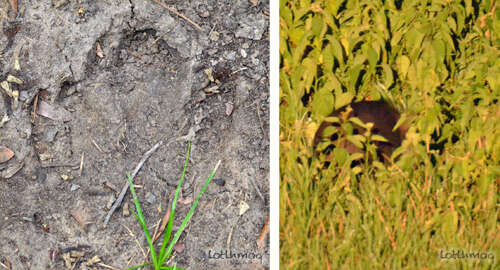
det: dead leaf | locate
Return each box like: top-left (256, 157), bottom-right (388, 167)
top-left (256, 215), bottom-right (269, 250)
top-left (0, 146), bottom-right (14, 163)
top-left (0, 114), bottom-right (9, 127)
top-left (70, 250), bottom-right (85, 258)
top-left (238, 200), bottom-right (250, 215)
top-left (62, 252), bottom-right (73, 268)
top-left (305, 121), bottom-right (319, 146)
top-left (70, 208), bottom-right (93, 229)
top-left (203, 85), bottom-right (220, 94)
top-left (1, 161), bottom-right (23, 178)
top-left (204, 68), bottom-right (214, 82)
top-left (0, 258), bottom-right (11, 269)
top-left (225, 103), bottom-right (234, 116)
top-left (96, 42), bottom-right (104, 58)
top-left (1, 81), bottom-right (13, 97)
top-left (84, 255), bottom-right (101, 266)
top-left (6, 75), bottom-right (23, 84)
top-left (8, 0), bottom-right (17, 14)
top-left (39, 89), bottom-right (51, 100)
top-left (173, 242), bottom-right (185, 253)
top-left (153, 207), bottom-right (171, 242)
top-left (37, 100), bottom-right (72, 122)
top-left (178, 194), bottom-right (193, 205)
top-left (122, 202), bottom-right (130, 216)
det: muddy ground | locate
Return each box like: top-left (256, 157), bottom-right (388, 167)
top-left (0, 0), bottom-right (269, 269)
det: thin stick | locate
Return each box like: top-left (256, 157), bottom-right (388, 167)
top-left (153, 0), bottom-right (203, 31)
top-left (250, 176), bottom-right (266, 203)
top-left (226, 224), bottom-right (234, 251)
top-left (126, 253), bottom-right (136, 267)
top-left (40, 163), bottom-right (79, 168)
top-left (91, 138), bottom-right (104, 153)
top-left (103, 140), bottom-right (164, 225)
top-left (32, 92), bottom-right (39, 117)
top-left (256, 102), bottom-right (266, 138)
top-left (79, 152), bottom-right (84, 177)
top-left (231, 67), bottom-right (248, 75)
top-left (122, 224), bottom-right (147, 258)
top-left (97, 263), bottom-right (121, 270)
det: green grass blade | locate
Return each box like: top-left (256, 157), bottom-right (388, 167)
top-left (161, 160), bottom-right (221, 262)
top-left (127, 173), bottom-right (158, 268)
top-left (159, 265), bottom-right (184, 270)
top-left (127, 262), bottom-right (153, 270)
top-left (159, 141), bottom-right (191, 264)
top-left (158, 262), bottom-right (183, 270)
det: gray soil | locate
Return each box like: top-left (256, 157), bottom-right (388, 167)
top-left (0, 0), bottom-right (269, 269)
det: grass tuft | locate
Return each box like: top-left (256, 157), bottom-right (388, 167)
top-left (127, 141), bottom-right (221, 270)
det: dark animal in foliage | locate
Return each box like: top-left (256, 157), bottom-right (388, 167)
top-left (313, 100), bottom-right (409, 163)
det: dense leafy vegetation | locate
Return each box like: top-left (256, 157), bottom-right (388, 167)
top-left (280, 0), bottom-right (499, 269)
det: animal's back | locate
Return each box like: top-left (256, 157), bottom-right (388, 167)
top-left (314, 100), bottom-right (407, 161)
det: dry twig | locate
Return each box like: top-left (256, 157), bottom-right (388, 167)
top-left (103, 140), bottom-right (164, 225)
top-left (153, 0), bottom-right (203, 31)
top-left (122, 224), bottom-right (147, 258)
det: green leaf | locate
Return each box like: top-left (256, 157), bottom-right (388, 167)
top-left (328, 35), bottom-right (345, 66)
top-left (333, 147), bottom-right (348, 165)
top-left (127, 262), bottom-right (153, 270)
top-left (161, 160), bottom-right (222, 263)
top-left (322, 126), bottom-right (338, 138)
top-left (396, 55), bottom-right (411, 79)
top-left (371, 134), bottom-right (389, 143)
top-left (442, 209), bottom-right (458, 237)
top-left (432, 39), bottom-right (446, 65)
top-left (367, 46), bottom-right (378, 74)
top-left (347, 135), bottom-right (365, 149)
top-left (159, 142), bottom-right (192, 264)
top-left (311, 88), bottom-right (334, 117)
top-left (381, 64), bottom-right (393, 88)
top-left (128, 173), bottom-right (158, 268)
top-left (335, 92), bottom-right (354, 110)
top-left (324, 116), bottom-right (340, 123)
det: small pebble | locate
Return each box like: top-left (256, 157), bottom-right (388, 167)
top-left (61, 174), bottom-right (69, 181)
top-left (146, 192), bottom-right (156, 204)
top-left (224, 51), bottom-right (237, 61)
top-left (225, 103), bottom-right (234, 116)
top-left (209, 31), bottom-right (220, 41)
top-left (207, 48), bottom-right (218, 56)
top-left (213, 178), bottom-right (225, 186)
top-left (173, 242), bottom-right (185, 253)
top-left (22, 216), bottom-right (33, 222)
top-left (70, 184), bottom-right (80, 191)
top-left (200, 10), bottom-right (210, 17)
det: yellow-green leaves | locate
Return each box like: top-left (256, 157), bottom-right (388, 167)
top-left (311, 87), bottom-right (334, 117)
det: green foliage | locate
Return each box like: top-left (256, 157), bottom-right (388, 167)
top-left (280, 0), bottom-right (500, 269)
top-left (127, 142), bottom-right (220, 270)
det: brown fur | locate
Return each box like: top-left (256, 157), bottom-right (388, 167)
top-left (314, 101), bottom-right (408, 161)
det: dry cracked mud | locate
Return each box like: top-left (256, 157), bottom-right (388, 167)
top-left (0, 0), bottom-right (269, 269)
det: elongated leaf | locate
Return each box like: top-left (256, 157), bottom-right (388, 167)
top-left (161, 160), bottom-right (221, 263)
top-left (159, 142), bottom-right (191, 263)
top-left (128, 173), bottom-right (158, 268)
